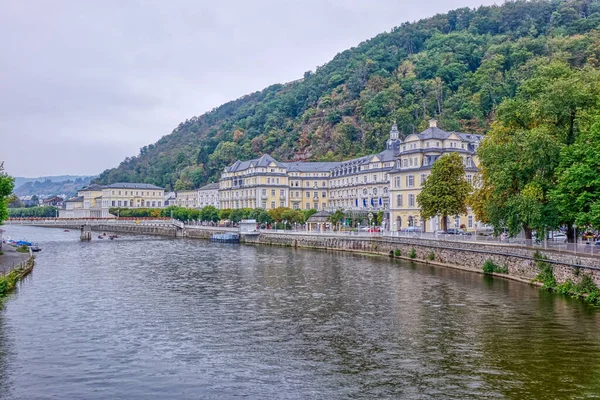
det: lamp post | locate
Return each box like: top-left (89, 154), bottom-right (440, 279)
top-left (573, 223), bottom-right (578, 253)
top-left (368, 212), bottom-right (373, 236)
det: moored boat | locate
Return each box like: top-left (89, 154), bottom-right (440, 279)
top-left (210, 233), bottom-right (240, 243)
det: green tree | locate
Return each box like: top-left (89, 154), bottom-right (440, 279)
top-left (302, 209), bottom-right (318, 222)
top-left (550, 115), bottom-right (600, 229)
top-left (472, 62), bottom-right (600, 240)
top-left (417, 153), bottom-right (471, 232)
top-left (328, 209), bottom-right (345, 230)
top-left (1, 164), bottom-right (16, 224)
top-left (200, 205), bottom-right (220, 222)
top-left (281, 209), bottom-right (304, 224)
top-left (219, 208), bottom-right (232, 221)
top-left (229, 209), bottom-right (245, 223)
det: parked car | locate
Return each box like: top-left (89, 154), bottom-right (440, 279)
top-left (439, 228), bottom-right (464, 235)
top-left (360, 226), bottom-right (380, 232)
top-left (550, 233), bottom-right (567, 241)
top-left (403, 226), bottom-right (422, 233)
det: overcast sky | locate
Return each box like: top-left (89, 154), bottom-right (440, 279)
top-left (0, 0), bottom-right (499, 178)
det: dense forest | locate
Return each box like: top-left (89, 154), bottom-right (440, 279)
top-left (94, 0), bottom-right (600, 191)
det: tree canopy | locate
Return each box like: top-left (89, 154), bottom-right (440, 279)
top-left (417, 153), bottom-right (471, 231)
top-left (0, 162), bottom-right (15, 224)
top-left (471, 62), bottom-right (600, 239)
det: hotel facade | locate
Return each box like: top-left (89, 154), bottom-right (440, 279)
top-left (62, 183), bottom-right (165, 218)
top-left (218, 120), bottom-right (483, 232)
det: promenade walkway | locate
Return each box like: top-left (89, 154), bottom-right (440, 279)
top-left (0, 244), bottom-right (29, 275)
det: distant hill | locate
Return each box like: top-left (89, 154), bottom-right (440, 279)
top-left (13, 175), bottom-right (93, 189)
top-left (13, 176), bottom-right (95, 198)
top-left (94, 0), bottom-right (600, 191)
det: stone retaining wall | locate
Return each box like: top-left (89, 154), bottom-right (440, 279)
top-left (243, 233), bottom-right (600, 287)
top-left (29, 223), bottom-right (600, 288)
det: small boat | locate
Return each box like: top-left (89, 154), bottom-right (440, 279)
top-left (97, 235), bottom-right (104, 239)
top-left (30, 246), bottom-right (42, 252)
top-left (63, 230), bottom-right (70, 232)
top-left (210, 233), bottom-right (240, 243)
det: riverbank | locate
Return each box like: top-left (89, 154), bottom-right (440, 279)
top-left (0, 245), bottom-right (35, 299)
top-left (13, 221), bottom-right (600, 305)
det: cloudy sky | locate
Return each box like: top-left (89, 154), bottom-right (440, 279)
top-left (1, 0), bottom-right (499, 178)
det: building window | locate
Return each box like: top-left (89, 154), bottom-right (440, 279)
top-left (306, 192), bottom-right (310, 198)
top-left (406, 175), bottom-right (414, 188)
top-left (112, 200), bottom-right (115, 206)
top-left (373, 174), bottom-right (377, 182)
top-left (321, 191), bottom-right (326, 198)
top-left (118, 191), bottom-right (121, 195)
top-left (466, 175), bottom-right (473, 185)
top-left (306, 202), bottom-right (310, 209)
top-left (394, 177), bottom-right (401, 188)
top-left (270, 201), bottom-right (275, 209)
top-left (408, 194), bottom-right (415, 207)
top-left (262, 189), bottom-right (266, 196)
top-left (271, 189), bottom-right (275, 196)
top-left (293, 203), bottom-right (299, 210)
top-left (280, 201), bottom-right (284, 207)
top-left (397, 194), bottom-right (403, 207)
top-left (468, 215), bottom-right (473, 228)
top-left (276, 178), bottom-right (280, 184)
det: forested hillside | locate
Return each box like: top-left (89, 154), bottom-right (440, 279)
top-left (95, 0), bottom-right (600, 191)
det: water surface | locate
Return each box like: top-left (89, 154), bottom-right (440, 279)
top-left (1, 225), bottom-right (600, 399)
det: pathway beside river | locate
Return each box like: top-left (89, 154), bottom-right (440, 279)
top-left (0, 242), bottom-right (29, 275)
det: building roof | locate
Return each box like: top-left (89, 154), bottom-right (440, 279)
top-left (406, 120), bottom-right (484, 143)
top-left (104, 183), bottom-right (163, 190)
top-left (198, 182), bottom-right (220, 191)
top-left (65, 196), bottom-right (84, 203)
top-left (226, 154), bottom-right (282, 173)
top-left (307, 210), bottom-right (332, 223)
top-left (79, 184), bottom-right (104, 192)
top-left (280, 161), bottom-right (341, 173)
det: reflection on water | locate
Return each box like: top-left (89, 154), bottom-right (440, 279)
top-left (1, 225), bottom-right (600, 399)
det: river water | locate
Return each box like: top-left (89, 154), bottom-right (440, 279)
top-left (1, 225), bottom-right (600, 399)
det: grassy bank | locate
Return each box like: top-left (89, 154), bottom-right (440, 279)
top-left (534, 251), bottom-right (600, 305)
top-left (0, 256), bottom-right (35, 300)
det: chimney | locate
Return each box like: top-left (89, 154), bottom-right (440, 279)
top-left (429, 119), bottom-right (437, 128)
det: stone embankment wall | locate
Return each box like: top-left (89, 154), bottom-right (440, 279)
top-left (242, 233), bottom-right (600, 287)
top-left (29, 223), bottom-right (600, 287)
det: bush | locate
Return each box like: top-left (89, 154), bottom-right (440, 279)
top-left (482, 259), bottom-right (508, 275)
top-left (394, 249), bottom-right (401, 257)
top-left (16, 245), bottom-right (29, 253)
top-left (534, 252), bottom-right (555, 288)
top-left (427, 251), bottom-right (435, 261)
top-left (409, 248), bottom-right (416, 259)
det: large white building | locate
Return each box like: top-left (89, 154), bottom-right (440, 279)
top-left (197, 182), bottom-right (220, 209)
top-left (61, 183), bottom-right (165, 218)
top-left (218, 121), bottom-right (483, 232)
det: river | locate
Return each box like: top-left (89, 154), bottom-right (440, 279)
top-left (1, 225), bottom-right (600, 399)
